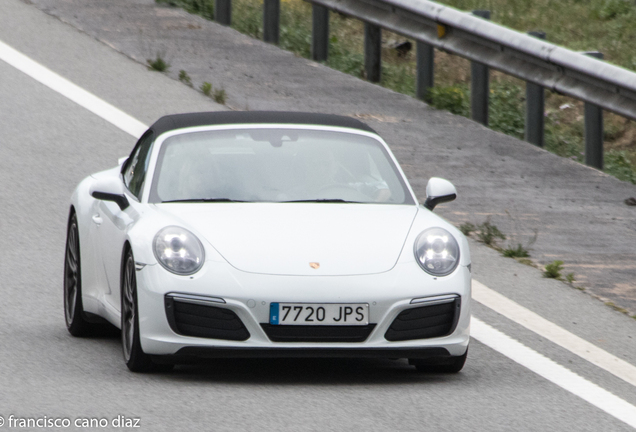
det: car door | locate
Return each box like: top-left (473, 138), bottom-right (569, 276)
top-left (98, 131), bottom-right (154, 315)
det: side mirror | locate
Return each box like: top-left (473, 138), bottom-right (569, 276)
top-left (424, 177), bottom-right (457, 211)
top-left (89, 177), bottom-right (130, 210)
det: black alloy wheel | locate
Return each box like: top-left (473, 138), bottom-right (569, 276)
top-left (64, 213), bottom-right (94, 336)
top-left (121, 249), bottom-right (173, 372)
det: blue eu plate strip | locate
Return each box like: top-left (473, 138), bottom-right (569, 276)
top-left (269, 303), bottom-right (279, 325)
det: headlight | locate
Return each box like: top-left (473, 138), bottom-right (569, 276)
top-left (414, 228), bottom-right (460, 276)
top-left (153, 226), bottom-right (205, 275)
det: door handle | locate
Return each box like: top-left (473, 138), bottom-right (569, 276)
top-left (92, 214), bottom-right (103, 225)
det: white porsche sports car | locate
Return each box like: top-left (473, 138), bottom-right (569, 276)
top-left (64, 111), bottom-right (471, 372)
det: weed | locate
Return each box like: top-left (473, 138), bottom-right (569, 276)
top-left (566, 272), bottom-right (575, 284)
top-left (157, 0), bottom-right (215, 20)
top-left (489, 81), bottom-right (525, 139)
top-left (278, 0), bottom-right (312, 58)
top-left (213, 88), bottom-right (227, 104)
top-left (147, 54), bottom-right (170, 72)
top-left (476, 219), bottom-right (506, 246)
top-left (428, 85), bottom-right (469, 116)
top-left (515, 258), bottom-right (536, 267)
top-left (200, 81), bottom-right (212, 96)
top-left (605, 150), bottom-right (636, 184)
top-left (605, 301), bottom-right (630, 314)
top-left (502, 243), bottom-right (530, 258)
top-left (179, 70), bottom-right (193, 87)
top-left (543, 108), bottom-right (585, 161)
top-left (544, 260), bottom-right (564, 279)
top-left (459, 222), bottom-right (476, 236)
top-left (198, 82), bottom-right (227, 103)
top-left (429, 81), bottom-right (525, 138)
top-left (604, 117), bottom-right (624, 141)
top-left (500, 212), bottom-right (537, 259)
top-left (327, 47), bottom-right (365, 79)
top-left (231, 0), bottom-right (263, 38)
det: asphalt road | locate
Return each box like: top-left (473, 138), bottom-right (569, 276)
top-left (0, 1), bottom-right (636, 431)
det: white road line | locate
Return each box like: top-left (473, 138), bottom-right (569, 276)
top-left (3, 36), bottom-right (636, 428)
top-left (473, 280), bottom-right (636, 388)
top-left (472, 318), bottom-right (636, 429)
top-left (0, 40), bottom-right (148, 139)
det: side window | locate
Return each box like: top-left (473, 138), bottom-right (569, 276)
top-left (122, 131), bottom-right (154, 200)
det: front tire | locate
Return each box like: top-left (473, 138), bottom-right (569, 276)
top-left (64, 213), bottom-right (96, 336)
top-left (409, 349), bottom-right (468, 373)
top-left (121, 249), bottom-right (173, 372)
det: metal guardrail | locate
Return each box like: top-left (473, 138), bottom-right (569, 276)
top-left (213, 0), bottom-right (636, 170)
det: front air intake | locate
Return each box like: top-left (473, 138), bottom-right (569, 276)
top-left (165, 296), bottom-right (250, 341)
top-left (385, 297), bottom-right (461, 342)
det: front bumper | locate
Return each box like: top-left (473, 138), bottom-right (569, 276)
top-left (135, 260), bottom-right (471, 358)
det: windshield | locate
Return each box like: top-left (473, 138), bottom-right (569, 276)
top-left (149, 128), bottom-right (414, 205)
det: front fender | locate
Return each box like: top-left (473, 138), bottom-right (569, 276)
top-left (70, 175), bottom-right (103, 314)
top-left (397, 207), bottom-right (471, 269)
top-left (126, 205), bottom-right (229, 269)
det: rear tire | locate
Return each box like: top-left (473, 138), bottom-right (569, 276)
top-left (121, 249), bottom-right (174, 372)
top-left (64, 213), bottom-right (97, 336)
top-left (409, 349), bottom-right (468, 373)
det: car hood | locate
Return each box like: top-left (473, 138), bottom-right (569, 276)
top-left (156, 203), bottom-right (418, 276)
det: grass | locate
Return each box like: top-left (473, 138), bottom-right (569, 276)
top-left (213, 88), bottom-right (227, 104)
top-left (544, 260), bottom-right (564, 279)
top-left (158, 0), bottom-right (215, 19)
top-left (156, 0), bottom-right (636, 184)
top-left (147, 54), bottom-right (170, 72)
top-left (605, 301), bottom-right (630, 315)
top-left (515, 257), bottom-right (536, 267)
top-left (437, 0), bottom-right (636, 71)
top-left (459, 222), bottom-right (476, 236)
top-left (200, 81), bottom-right (212, 96)
top-left (179, 70), bottom-right (193, 87)
top-left (199, 81), bottom-right (227, 104)
top-left (475, 219), bottom-right (506, 246)
top-left (502, 243), bottom-right (530, 258)
top-left (605, 150), bottom-right (636, 183)
top-left (462, 218), bottom-right (534, 261)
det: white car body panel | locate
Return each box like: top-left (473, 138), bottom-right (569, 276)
top-left (136, 261), bottom-right (471, 355)
top-left (157, 203), bottom-right (418, 276)
top-left (68, 120), bottom-right (471, 360)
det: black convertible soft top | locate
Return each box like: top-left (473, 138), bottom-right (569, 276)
top-left (148, 111), bottom-right (377, 136)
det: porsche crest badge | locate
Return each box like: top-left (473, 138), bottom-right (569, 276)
top-left (309, 262), bottom-right (320, 269)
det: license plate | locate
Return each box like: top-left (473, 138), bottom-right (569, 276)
top-left (269, 303), bottom-right (369, 326)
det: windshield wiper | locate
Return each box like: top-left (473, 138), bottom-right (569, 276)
top-left (281, 199), bottom-right (362, 203)
top-left (161, 198), bottom-right (251, 203)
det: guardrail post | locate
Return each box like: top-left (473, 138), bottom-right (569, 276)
top-left (583, 51), bottom-right (605, 169)
top-left (263, 0), bottom-right (280, 44)
top-left (311, 4), bottom-right (329, 62)
top-left (215, 0), bottom-right (231, 26)
top-left (525, 31), bottom-right (546, 147)
top-left (416, 41), bottom-right (434, 101)
top-left (470, 10), bottom-right (490, 126)
top-left (364, 23), bottom-right (382, 83)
